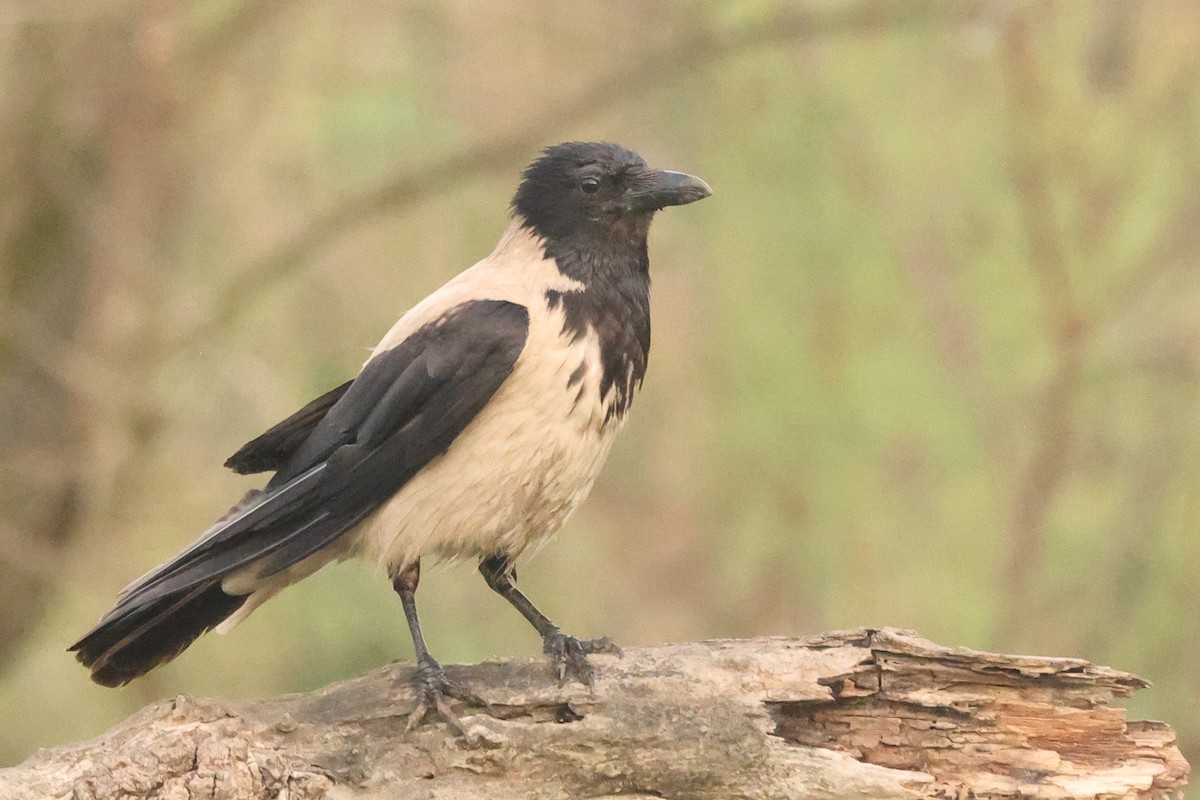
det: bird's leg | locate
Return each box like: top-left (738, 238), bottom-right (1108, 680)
top-left (479, 554), bottom-right (621, 687)
top-left (391, 560), bottom-right (480, 735)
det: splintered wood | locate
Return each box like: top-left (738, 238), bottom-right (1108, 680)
top-left (0, 629), bottom-right (1188, 800)
top-left (769, 629), bottom-right (1188, 798)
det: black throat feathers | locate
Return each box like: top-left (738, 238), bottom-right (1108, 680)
top-left (541, 231), bottom-right (651, 423)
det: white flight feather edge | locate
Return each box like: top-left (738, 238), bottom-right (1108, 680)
top-left (113, 463), bottom-right (328, 606)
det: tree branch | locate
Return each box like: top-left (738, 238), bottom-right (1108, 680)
top-left (1, 629), bottom-right (1187, 799)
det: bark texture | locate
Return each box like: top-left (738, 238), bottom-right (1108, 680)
top-left (0, 628), bottom-right (1188, 799)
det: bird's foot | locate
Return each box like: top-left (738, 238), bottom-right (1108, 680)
top-left (403, 658), bottom-right (485, 738)
top-left (542, 630), bottom-right (622, 688)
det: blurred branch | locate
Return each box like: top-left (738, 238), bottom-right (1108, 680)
top-left (996, 12), bottom-right (1088, 638)
top-left (169, 0), bottom-right (996, 355)
top-left (0, 305), bottom-right (148, 415)
top-left (0, 630), bottom-right (1186, 799)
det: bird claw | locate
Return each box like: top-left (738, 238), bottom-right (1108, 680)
top-left (542, 631), bottom-right (622, 688)
top-left (403, 659), bottom-right (486, 739)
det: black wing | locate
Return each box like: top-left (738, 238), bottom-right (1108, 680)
top-left (72, 299), bottom-right (529, 681)
top-left (223, 380), bottom-right (353, 475)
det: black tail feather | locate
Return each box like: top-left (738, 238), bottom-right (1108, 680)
top-left (69, 581), bottom-right (246, 687)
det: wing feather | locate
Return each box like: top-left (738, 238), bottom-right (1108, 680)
top-left (224, 380), bottom-right (353, 474)
top-left (108, 299), bottom-right (529, 615)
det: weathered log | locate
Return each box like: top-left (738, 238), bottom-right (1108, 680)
top-left (0, 628), bottom-right (1188, 799)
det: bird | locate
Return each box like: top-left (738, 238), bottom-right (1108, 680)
top-left (70, 141), bottom-right (711, 730)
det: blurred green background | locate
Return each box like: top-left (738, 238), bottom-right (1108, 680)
top-left (2, 0), bottom-right (1198, 771)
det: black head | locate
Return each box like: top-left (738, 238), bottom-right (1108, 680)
top-left (512, 142), bottom-right (711, 248)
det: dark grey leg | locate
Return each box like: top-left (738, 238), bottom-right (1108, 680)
top-left (479, 554), bottom-right (621, 687)
top-left (391, 560), bottom-right (479, 735)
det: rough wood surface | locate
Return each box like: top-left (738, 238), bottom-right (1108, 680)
top-left (0, 629), bottom-right (1188, 799)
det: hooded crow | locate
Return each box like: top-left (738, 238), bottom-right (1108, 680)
top-left (70, 141), bottom-right (711, 729)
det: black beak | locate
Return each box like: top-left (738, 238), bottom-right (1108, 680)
top-left (626, 170), bottom-right (713, 214)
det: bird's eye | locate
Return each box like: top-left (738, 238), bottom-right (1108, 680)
top-left (580, 177), bottom-right (601, 195)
